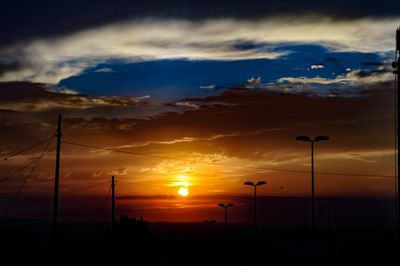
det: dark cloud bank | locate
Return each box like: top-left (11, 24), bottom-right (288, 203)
top-left (1, 0), bottom-right (399, 48)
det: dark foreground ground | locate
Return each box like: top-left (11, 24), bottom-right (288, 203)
top-left (0, 218), bottom-right (398, 265)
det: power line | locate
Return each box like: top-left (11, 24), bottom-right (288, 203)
top-left (0, 146), bottom-right (56, 184)
top-left (0, 160), bottom-right (36, 184)
top-left (117, 180), bottom-right (149, 186)
top-left (58, 180), bottom-right (111, 225)
top-left (7, 180), bottom-right (110, 208)
top-left (99, 184), bottom-right (112, 214)
top-left (62, 140), bottom-right (395, 179)
top-left (99, 184), bottom-right (112, 229)
top-left (2, 136), bottom-right (55, 161)
top-left (61, 181), bottom-right (109, 196)
top-left (7, 179), bottom-right (145, 209)
top-left (1, 137), bottom-right (54, 217)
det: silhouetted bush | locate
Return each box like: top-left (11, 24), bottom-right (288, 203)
top-left (107, 214), bottom-right (152, 248)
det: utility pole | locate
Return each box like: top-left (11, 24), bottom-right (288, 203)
top-left (397, 27), bottom-right (400, 235)
top-left (393, 27), bottom-right (400, 233)
top-left (52, 114), bottom-right (62, 245)
top-left (111, 175), bottom-right (115, 229)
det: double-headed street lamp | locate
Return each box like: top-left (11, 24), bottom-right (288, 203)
top-left (295, 135), bottom-right (329, 230)
top-left (218, 203), bottom-right (234, 234)
top-left (244, 181), bottom-right (267, 232)
top-left (203, 219), bottom-right (216, 235)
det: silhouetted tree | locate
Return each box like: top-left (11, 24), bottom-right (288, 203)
top-left (107, 214), bottom-right (152, 248)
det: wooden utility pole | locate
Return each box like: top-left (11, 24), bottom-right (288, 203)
top-left (393, 27), bottom-right (399, 233)
top-left (111, 175), bottom-right (115, 229)
top-left (397, 28), bottom-right (400, 235)
top-left (52, 114), bottom-right (62, 244)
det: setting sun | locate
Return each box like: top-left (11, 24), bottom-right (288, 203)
top-left (177, 187), bottom-right (189, 197)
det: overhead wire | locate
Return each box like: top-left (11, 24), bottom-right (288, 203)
top-left (9, 179), bottom-right (110, 208)
top-left (61, 181), bottom-right (109, 196)
top-left (1, 136), bottom-right (54, 217)
top-left (2, 135), bottom-right (55, 161)
top-left (62, 140), bottom-right (395, 179)
top-left (0, 160), bottom-right (37, 184)
top-left (99, 184), bottom-right (112, 213)
top-left (0, 146), bottom-right (56, 184)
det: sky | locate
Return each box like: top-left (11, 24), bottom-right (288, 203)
top-left (0, 0), bottom-right (399, 225)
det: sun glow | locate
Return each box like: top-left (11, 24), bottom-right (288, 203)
top-left (177, 187), bottom-right (189, 197)
top-left (169, 174), bottom-right (192, 197)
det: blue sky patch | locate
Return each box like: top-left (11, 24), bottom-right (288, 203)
top-left (58, 44), bottom-right (388, 101)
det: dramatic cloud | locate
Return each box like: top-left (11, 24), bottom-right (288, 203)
top-left (278, 67), bottom-right (393, 87)
top-left (0, 82), bottom-right (396, 224)
top-left (0, 1), bottom-right (398, 222)
top-left (2, 0), bottom-right (399, 48)
top-left (1, 17), bottom-right (399, 83)
top-left (0, 82), bottom-right (150, 112)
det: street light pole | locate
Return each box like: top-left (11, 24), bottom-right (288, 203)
top-left (225, 207), bottom-right (228, 232)
top-left (254, 185), bottom-right (257, 232)
top-left (203, 219), bottom-right (216, 236)
top-left (111, 175), bottom-right (115, 230)
top-left (218, 203), bottom-right (234, 234)
top-left (311, 140), bottom-right (315, 229)
top-left (244, 181), bottom-right (267, 232)
top-left (296, 135), bottom-right (329, 230)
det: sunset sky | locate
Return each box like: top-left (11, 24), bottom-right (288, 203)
top-left (0, 0), bottom-right (398, 225)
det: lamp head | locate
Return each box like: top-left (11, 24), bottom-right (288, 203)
top-left (256, 181), bottom-right (267, 186)
top-left (295, 135), bottom-right (311, 142)
top-left (244, 181), bottom-right (255, 186)
top-left (314, 135), bottom-right (330, 142)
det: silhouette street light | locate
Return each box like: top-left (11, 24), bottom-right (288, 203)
top-left (296, 135), bottom-right (330, 230)
top-left (244, 181), bottom-right (267, 232)
top-left (203, 219), bottom-right (216, 224)
top-left (218, 203), bottom-right (234, 234)
top-left (203, 219), bottom-right (216, 235)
